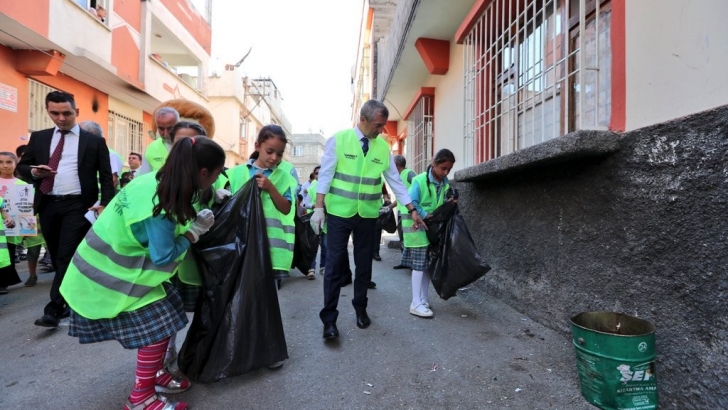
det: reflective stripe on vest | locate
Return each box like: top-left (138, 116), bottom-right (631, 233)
top-left (396, 168), bottom-right (416, 215)
top-left (326, 129), bottom-right (389, 218)
top-left (263, 167), bottom-right (296, 271)
top-left (59, 173), bottom-right (186, 319)
top-left (402, 172), bottom-right (449, 248)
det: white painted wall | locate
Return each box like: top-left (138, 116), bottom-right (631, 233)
top-left (49, 1), bottom-right (112, 62)
top-left (425, 43), bottom-right (466, 174)
top-left (108, 96), bottom-right (143, 121)
top-left (625, 0), bottom-right (728, 130)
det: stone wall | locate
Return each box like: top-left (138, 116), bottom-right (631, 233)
top-left (454, 105), bottom-right (728, 408)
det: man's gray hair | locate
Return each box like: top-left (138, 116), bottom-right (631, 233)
top-left (394, 155), bottom-right (406, 168)
top-left (154, 106), bottom-right (180, 122)
top-left (79, 121), bottom-right (103, 137)
top-left (360, 99), bottom-right (389, 122)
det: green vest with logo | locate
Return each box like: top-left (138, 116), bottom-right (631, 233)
top-left (144, 138), bottom-right (169, 171)
top-left (402, 172), bottom-right (449, 248)
top-left (326, 129), bottom-right (389, 219)
top-left (59, 173), bottom-right (187, 319)
top-left (0, 198), bottom-right (10, 268)
top-left (227, 162), bottom-right (296, 272)
top-left (396, 167), bottom-right (416, 216)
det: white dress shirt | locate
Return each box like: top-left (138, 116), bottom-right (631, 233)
top-left (316, 126), bottom-right (412, 206)
top-left (50, 125), bottom-right (82, 195)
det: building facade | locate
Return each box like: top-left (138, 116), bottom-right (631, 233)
top-left (355, 0), bottom-right (728, 407)
top-left (289, 133), bottom-right (326, 181)
top-left (0, 0), bottom-right (212, 162)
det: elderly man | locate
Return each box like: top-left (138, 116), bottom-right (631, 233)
top-left (136, 107), bottom-right (179, 175)
top-left (311, 99), bottom-right (426, 340)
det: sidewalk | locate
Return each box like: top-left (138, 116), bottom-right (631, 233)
top-left (0, 242), bottom-right (593, 409)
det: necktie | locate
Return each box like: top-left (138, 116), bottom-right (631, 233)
top-left (361, 137), bottom-right (369, 157)
top-left (39, 130), bottom-right (68, 194)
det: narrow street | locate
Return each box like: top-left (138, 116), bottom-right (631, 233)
top-left (0, 239), bottom-right (593, 409)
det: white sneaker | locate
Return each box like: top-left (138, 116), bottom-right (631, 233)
top-left (409, 303), bottom-right (434, 318)
top-left (422, 300), bottom-right (430, 309)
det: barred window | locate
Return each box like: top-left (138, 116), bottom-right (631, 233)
top-left (108, 111), bottom-right (144, 160)
top-left (406, 95), bottom-right (434, 174)
top-left (28, 80), bottom-right (58, 132)
top-left (463, 0), bottom-right (611, 166)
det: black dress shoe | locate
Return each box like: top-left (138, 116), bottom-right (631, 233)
top-left (323, 322), bottom-right (339, 339)
top-left (373, 253), bottom-right (382, 261)
top-left (342, 276), bottom-right (353, 286)
top-left (368, 281), bottom-right (376, 289)
top-left (392, 264), bottom-right (409, 270)
top-left (34, 313), bottom-right (59, 328)
top-left (356, 312), bottom-right (371, 329)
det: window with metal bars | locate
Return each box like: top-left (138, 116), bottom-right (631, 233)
top-left (28, 80), bottom-right (58, 133)
top-left (463, 0), bottom-right (611, 166)
top-left (406, 96), bottom-right (434, 174)
top-left (107, 111), bottom-right (144, 160)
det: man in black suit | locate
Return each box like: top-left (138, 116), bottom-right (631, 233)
top-left (17, 91), bottom-right (114, 328)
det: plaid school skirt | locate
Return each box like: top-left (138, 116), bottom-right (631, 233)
top-left (69, 282), bottom-right (188, 350)
top-left (400, 246), bottom-right (429, 271)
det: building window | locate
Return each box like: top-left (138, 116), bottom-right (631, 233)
top-left (293, 146), bottom-right (303, 156)
top-left (28, 80), bottom-right (58, 133)
top-left (108, 111), bottom-right (144, 160)
top-left (73, 0), bottom-right (110, 24)
top-left (406, 96), bottom-right (434, 174)
top-left (463, 0), bottom-right (611, 166)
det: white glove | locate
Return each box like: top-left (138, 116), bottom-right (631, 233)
top-left (310, 207), bottom-right (325, 235)
top-left (215, 188), bottom-right (231, 204)
top-left (187, 209), bottom-right (215, 243)
top-left (379, 206), bottom-right (391, 215)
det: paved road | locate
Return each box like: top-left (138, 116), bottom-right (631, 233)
top-left (0, 238), bottom-right (594, 409)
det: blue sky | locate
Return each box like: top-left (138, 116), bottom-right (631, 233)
top-left (211, 0), bottom-right (363, 136)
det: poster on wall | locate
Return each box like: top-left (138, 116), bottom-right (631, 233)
top-left (0, 182), bottom-right (37, 236)
top-left (0, 82), bottom-right (18, 113)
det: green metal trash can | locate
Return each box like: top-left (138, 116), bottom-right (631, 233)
top-left (570, 311), bottom-right (658, 409)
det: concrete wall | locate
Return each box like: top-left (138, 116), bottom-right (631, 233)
top-left (625, 0), bottom-right (728, 131)
top-left (455, 105), bottom-right (728, 408)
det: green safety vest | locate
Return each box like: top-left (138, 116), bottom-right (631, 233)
top-left (227, 162), bottom-right (296, 271)
top-left (402, 172), bottom-right (449, 248)
top-left (0, 198), bottom-right (10, 268)
top-left (175, 172), bottom-right (230, 286)
top-left (396, 167), bottom-right (416, 216)
top-left (326, 129), bottom-right (389, 218)
top-left (59, 173), bottom-right (187, 319)
top-left (144, 138), bottom-right (170, 171)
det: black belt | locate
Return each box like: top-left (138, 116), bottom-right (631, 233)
top-left (45, 194), bottom-right (83, 201)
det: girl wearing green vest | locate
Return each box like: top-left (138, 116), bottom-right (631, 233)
top-left (60, 137), bottom-right (225, 410)
top-left (402, 149), bottom-right (456, 318)
top-left (227, 125), bottom-right (298, 286)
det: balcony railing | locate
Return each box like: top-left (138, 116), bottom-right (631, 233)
top-left (376, 0), bottom-right (419, 101)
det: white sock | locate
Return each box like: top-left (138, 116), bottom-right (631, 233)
top-left (420, 270), bottom-right (431, 305)
top-left (411, 270), bottom-right (424, 306)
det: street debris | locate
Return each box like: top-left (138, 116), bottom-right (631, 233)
top-left (430, 362), bottom-right (438, 372)
top-left (363, 391), bottom-right (372, 395)
top-left (515, 388), bottom-right (522, 392)
top-left (366, 383), bottom-right (373, 387)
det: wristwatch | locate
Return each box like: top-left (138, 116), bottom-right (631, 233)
top-left (408, 208), bottom-right (417, 214)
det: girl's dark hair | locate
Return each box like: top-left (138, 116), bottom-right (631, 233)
top-left (171, 121), bottom-right (207, 143)
top-left (426, 149), bottom-right (456, 185)
top-left (154, 136), bottom-right (225, 225)
top-left (249, 124), bottom-right (288, 160)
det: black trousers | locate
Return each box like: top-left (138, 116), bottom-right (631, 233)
top-left (320, 214), bottom-right (376, 325)
top-left (39, 198), bottom-right (91, 316)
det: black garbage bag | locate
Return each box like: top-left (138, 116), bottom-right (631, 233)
top-left (425, 201), bottom-right (458, 246)
top-left (376, 209), bottom-right (397, 234)
top-left (426, 204), bottom-right (491, 300)
top-left (292, 212), bottom-right (320, 274)
top-left (178, 179), bottom-right (288, 382)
